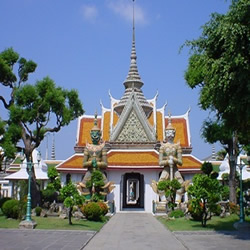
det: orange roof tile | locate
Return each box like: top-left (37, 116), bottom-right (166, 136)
top-left (102, 111), bottom-right (110, 141)
top-left (108, 151), bottom-right (159, 166)
top-left (56, 154), bottom-right (84, 169)
top-left (113, 112), bottom-right (119, 127)
top-left (180, 155), bottom-right (202, 169)
top-left (56, 151), bottom-right (200, 171)
top-left (156, 112), bottom-right (163, 141)
top-left (165, 118), bottom-right (189, 147)
top-left (78, 117), bottom-right (101, 147)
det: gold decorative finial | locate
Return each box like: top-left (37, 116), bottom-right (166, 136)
top-left (91, 111), bottom-right (100, 131)
top-left (166, 111), bottom-right (175, 130)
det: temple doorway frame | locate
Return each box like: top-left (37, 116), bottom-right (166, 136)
top-left (122, 172), bottom-right (144, 209)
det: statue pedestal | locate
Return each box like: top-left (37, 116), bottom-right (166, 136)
top-left (19, 220), bottom-right (37, 229)
top-left (154, 201), bottom-right (167, 214)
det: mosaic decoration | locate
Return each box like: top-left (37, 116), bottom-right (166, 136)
top-left (116, 110), bottom-right (150, 142)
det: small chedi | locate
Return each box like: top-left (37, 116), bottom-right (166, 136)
top-left (78, 113), bottom-right (115, 200)
top-left (151, 114), bottom-right (190, 210)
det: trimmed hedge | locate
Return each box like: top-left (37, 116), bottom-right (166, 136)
top-left (2, 199), bottom-right (19, 219)
top-left (0, 197), bottom-right (11, 208)
top-left (81, 202), bottom-right (102, 221)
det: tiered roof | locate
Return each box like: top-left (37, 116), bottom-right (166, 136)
top-left (57, 4), bottom-right (200, 173)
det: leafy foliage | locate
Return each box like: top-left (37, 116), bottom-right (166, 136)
top-left (97, 201), bottom-right (109, 216)
top-left (184, 0), bottom-right (250, 142)
top-left (201, 162), bottom-right (213, 176)
top-left (201, 161), bottom-right (218, 179)
top-left (188, 174), bottom-right (222, 227)
top-left (0, 48), bottom-right (84, 162)
top-left (35, 206), bottom-right (42, 216)
top-left (2, 199), bottom-right (19, 219)
top-left (81, 202), bottom-right (103, 221)
top-left (158, 179), bottom-right (181, 210)
top-left (60, 181), bottom-right (85, 225)
top-left (0, 197), bottom-right (11, 208)
top-left (169, 209), bottom-right (184, 218)
top-left (41, 185), bottom-right (58, 203)
top-left (184, 1), bottom-right (250, 202)
top-left (47, 167), bottom-right (61, 191)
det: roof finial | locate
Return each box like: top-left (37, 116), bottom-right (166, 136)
top-left (123, 0), bottom-right (143, 88)
top-left (166, 111), bottom-right (175, 130)
top-left (133, 0), bottom-right (135, 43)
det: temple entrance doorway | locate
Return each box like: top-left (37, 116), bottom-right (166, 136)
top-left (122, 173), bottom-right (144, 209)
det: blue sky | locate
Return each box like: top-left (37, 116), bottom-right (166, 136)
top-left (0, 0), bottom-right (231, 160)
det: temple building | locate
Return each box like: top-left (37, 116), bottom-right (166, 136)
top-left (56, 10), bottom-right (202, 213)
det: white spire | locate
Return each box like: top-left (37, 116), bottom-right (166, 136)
top-left (51, 133), bottom-right (56, 160)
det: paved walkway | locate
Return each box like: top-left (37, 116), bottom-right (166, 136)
top-left (84, 213), bottom-right (250, 250)
top-left (0, 213), bottom-right (249, 250)
top-left (0, 229), bottom-right (95, 250)
top-left (84, 213), bottom-right (186, 250)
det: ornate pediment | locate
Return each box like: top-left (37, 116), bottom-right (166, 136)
top-left (116, 109), bottom-right (149, 142)
top-left (110, 90), bottom-right (156, 142)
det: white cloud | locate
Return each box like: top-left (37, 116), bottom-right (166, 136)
top-left (81, 5), bottom-right (98, 22)
top-left (107, 0), bottom-right (147, 24)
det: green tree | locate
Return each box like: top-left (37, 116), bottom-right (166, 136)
top-left (201, 162), bottom-right (213, 176)
top-left (188, 174), bottom-right (222, 227)
top-left (41, 167), bottom-right (61, 204)
top-left (158, 179), bottom-right (181, 211)
top-left (0, 48), bottom-right (84, 206)
top-left (47, 166), bottom-right (61, 191)
top-left (184, 0), bottom-right (250, 203)
top-left (202, 120), bottom-right (238, 202)
top-left (86, 170), bottom-right (105, 201)
top-left (60, 182), bottom-right (85, 225)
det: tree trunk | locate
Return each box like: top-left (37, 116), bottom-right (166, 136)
top-left (68, 207), bottom-right (73, 225)
top-left (228, 139), bottom-right (237, 204)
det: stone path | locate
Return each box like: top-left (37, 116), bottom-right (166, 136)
top-left (0, 229), bottom-right (95, 250)
top-left (173, 230), bottom-right (250, 250)
top-left (0, 214), bottom-right (249, 250)
top-left (84, 213), bottom-right (186, 250)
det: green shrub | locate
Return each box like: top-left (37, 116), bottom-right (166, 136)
top-left (91, 193), bottom-right (104, 202)
top-left (214, 204), bottom-right (222, 216)
top-left (201, 162), bottom-right (213, 176)
top-left (157, 181), bottom-right (167, 191)
top-left (0, 197), bottom-right (11, 208)
top-left (221, 186), bottom-right (230, 201)
top-left (2, 199), bottom-right (19, 219)
top-left (229, 202), bottom-right (239, 214)
top-left (169, 209), bottom-right (184, 218)
top-left (82, 202), bottom-right (102, 221)
top-left (18, 198), bottom-right (27, 220)
top-left (97, 202), bottom-right (108, 216)
top-left (245, 207), bottom-right (250, 216)
top-left (188, 203), bottom-right (202, 221)
top-left (35, 206), bottom-right (42, 216)
top-left (41, 186), bottom-right (57, 203)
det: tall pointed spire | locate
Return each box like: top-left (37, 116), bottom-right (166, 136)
top-left (124, 0), bottom-right (143, 89)
top-left (51, 133), bottom-right (56, 160)
top-left (114, 0), bottom-right (152, 117)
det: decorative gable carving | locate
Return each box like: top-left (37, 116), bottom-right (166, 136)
top-left (116, 109), bottom-right (149, 142)
top-left (110, 90), bottom-right (156, 142)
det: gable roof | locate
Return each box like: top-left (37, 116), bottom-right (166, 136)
top-left (110, 91), bottom-right (155, 142)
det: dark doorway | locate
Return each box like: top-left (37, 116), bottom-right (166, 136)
top-left (123, 173), bottom-right (144, 209)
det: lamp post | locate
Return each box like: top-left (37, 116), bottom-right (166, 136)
top-left (234, 156), bottom-right (250, 230)
top-left (19, 150), bottom-right (41, 229)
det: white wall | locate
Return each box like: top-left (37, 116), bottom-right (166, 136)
top-left (107, 169), bottom-right (160, 213)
